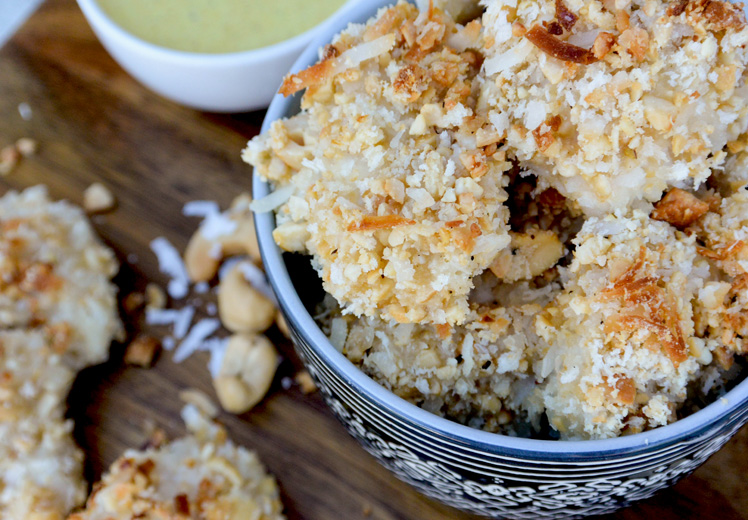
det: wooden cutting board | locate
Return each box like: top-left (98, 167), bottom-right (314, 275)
top-left (0, 1), bottom-right (745, 519)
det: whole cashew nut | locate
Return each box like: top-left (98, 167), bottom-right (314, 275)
top-left (213, 333), bottom-right (278, 414)
top-left (184, 193), bottom-right (261, 283)
top-left (218, 261), bottom-right (276, 333)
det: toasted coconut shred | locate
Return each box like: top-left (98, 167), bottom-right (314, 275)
top-left (246, 0), bottom-right (748, 440)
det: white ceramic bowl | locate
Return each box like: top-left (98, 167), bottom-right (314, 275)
top-left (76, 0), bottom-right (358, 112)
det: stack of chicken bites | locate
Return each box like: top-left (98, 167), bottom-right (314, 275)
top-left (0, 186), bottom-right (122, 519)
top-left (246, 0), bottom-right (748, 439)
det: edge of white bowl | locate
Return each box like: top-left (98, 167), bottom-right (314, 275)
top-left (253, 0), bottom-right (748, 457)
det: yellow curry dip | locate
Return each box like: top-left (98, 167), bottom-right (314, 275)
top-left (96, 0), bottom-right (346, 54)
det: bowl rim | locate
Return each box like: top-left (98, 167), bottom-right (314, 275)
top-left (76, 0), bottom-right (360, 64)
top-left (253, 0), bottom-right (748, 457)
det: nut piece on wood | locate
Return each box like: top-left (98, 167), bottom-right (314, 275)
top-left (123, 292), bottom-right (145, 314)
top-left (218, 261), bottom-right (276, 333)
top-left (184, 193), bottom-right (261, 283)
top-left (83, 182), bottom-right (117, 213)
top-left (295, 370), bottom-right (317, 394)
top-left (178, 388), bottom-right (219, 418)
top-left (184, 231), bottom-right (221, 284)
top-left (124, 335), bottom-right (161, 367)
top-left (213, 333), bottom-right (278, 414)
top-left (145, 283), bottom-right (167, 311)
top-left (0, 145), bottom-right (20, 175)
top-left (15, 137), bottom-right (38, 157)
top-left (651, 188), bottom-right (709, 229)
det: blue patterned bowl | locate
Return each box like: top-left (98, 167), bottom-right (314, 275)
top-left (252, 1), bottom-right (748, 517)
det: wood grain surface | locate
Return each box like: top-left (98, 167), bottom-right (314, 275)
top-left (0, 1), bottom-right (746, 519)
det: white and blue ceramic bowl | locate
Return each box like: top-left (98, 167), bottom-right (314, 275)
top-left (252, 1), bottom-right (748, 517)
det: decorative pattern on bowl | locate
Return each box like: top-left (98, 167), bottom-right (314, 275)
top-left (292, 324), bottom-right (748, 518)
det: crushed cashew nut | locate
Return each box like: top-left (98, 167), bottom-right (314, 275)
top-left (218, 261), bottom-right (276, 333)
top-left (83, 182), bottom-right (116, 214)
top-left (184, 193), bottom-right (261, 283)
top-left (124, 335), bottom-right (161, 367)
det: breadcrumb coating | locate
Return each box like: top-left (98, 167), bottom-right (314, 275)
top-left (321, 277), bottom-right (556, 432)
top-left (248, 0), bottom-right (748, 440)
top-left (534, 210), bottom-right (712, 438)
top-left (479, 0), bottom-right (748, 214)
top-left (693, 176), bottom-right (748, 358)
top-left (246, 1), bottom-right (512, 326)
top-left (0, 186), bottom-right (122, 368)
top-left (0, 330), bottom-right (87, 520)
top-left (68, 405), bottom-right (284, 520)
top-left (326, 199), bottom-right (748, 439)
top-left (0, 186), bottom-right (121, 518)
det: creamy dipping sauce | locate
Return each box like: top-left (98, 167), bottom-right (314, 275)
top-left (96, 0), bottom-right (346, 54)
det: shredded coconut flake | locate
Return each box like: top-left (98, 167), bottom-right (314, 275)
top-left (145, 308), bottom-right (182, 326)
top-left (173, 306), bottom-right (196, 340)
top-left (200, 212), bottom-right (238, 241)
top-left (218, 256), bottom-right (246, 281)
top-left (182, 200), bottom-right (220, 218)
top-left (173, 319), bottom-right (221, 364)
top-left (249, 186), bottom-right (295, 213)
top-left (162, 336), bottom-right (176, 351)
top-left (18, 102), bottom-right (32, 120)
top-left (150, 237), bottom-right (190, 300)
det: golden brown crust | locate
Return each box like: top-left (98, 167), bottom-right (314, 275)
top-left (364, 5), bottom-right (409, 41)
top-left (617, 27), bottom-right (650, 62)
top-left (651, 188), bottom-right (710, 229)
top-left (601, 247), bottom-right (687, 366)
top-left (532, 115), bottom-right (562, 151)
top-left (686, 0), bottom-right (747, 31)
top-left (668, 0), bottom-right (690, 17)
top-left (555, 0), bottom-right (578, 31)
top-left (592, 32), bottom-right (616, 60)
top-left (346, 215), bottom-right (416, 232)
top-left (279, 59), bottom-right (335, 97)
top-left (525, 24), bottom-right (598, 65)
top-left (697, 239), bottom-right (745, 260)
top-left (393, 64), bottom-right (426, 102)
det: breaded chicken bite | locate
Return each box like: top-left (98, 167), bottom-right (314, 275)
top-left (480, 0), bottom-right (748, 214)
top-left (0, 187), bottom-right (121, 518)
top-left (68, 405), bottom-right (284, 520)
top-left (0, 186), bottom-right (122, 368)
top-left (246, 1), bottom-right (512, 326)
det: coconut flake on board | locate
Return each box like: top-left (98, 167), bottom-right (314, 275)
top-left (150, 237), bottom-right (190, 299)
top-left (173, 318), bottom-right (221, 363)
